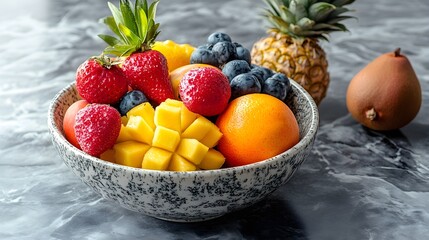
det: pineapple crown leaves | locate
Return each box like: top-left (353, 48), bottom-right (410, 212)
top-left (98, 0), bottom-right (161, 57)
top-left (263, 0), bottom-right (356, 40)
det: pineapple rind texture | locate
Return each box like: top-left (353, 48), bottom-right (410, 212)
top-left (252, 31), bottom-right (329, 105)
top-left (253, 0), bottom-right (354, 105)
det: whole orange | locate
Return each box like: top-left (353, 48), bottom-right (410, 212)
top-left (216, 93), bottom-right (299, 167)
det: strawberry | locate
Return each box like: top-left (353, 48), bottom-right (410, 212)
top-left (98, 0), bottom-right (173, 105)
top-left (76, 56), bottom-right (128, 104)
top-left (122, 50), bottom-right (174, 105)
top-left (179, 67), bottom-right (231, 116)
top-left (74, 104), bottom-right (121, 157)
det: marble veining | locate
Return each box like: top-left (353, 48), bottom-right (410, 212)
top-left (1, 0), bottom-right (429, 239)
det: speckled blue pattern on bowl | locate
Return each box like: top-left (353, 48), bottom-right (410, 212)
top-left (48, 80), bottom-right (319, 222)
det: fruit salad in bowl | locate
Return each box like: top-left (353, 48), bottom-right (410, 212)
top-left (48, 0), bottom-right (319, 222)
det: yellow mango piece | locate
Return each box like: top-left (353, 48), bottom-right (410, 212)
top-left (121, 116), bottom-right (129, 125)
top-left (100, 148), bottom-right (116, 163)
top-left (152, 40), bottom-right (195, 72)
top-left (114, 141), bottom-right (150, 168)
top-left (126, 102), bottom-right (155, 129)
top-left (126, 115), bottom-right (154, 145)
top-left (198, 149), bottom-right (225, 170)
top-left (142, 147), bottom-right (172, 170)
top-left (154, 104), bottom-right (181, 132)
top-left (199, 126), bottom-right (223, 148)
top-left (181, 116), bottom-right (213, 140)
top-left (164, 99), bottom-right (197, 132)
top-left (116, 124), bottom-right (134, 143)
top-left (152, 126), bottom-right (181, 152)
top-left (168, 154), bottom-right (197, 171)
top-left (164, 98), bottom-right (183, 108)
top-left (181, 105), bottom-right (198, 132)
top-left (176, 138), bottom-right (209, 165)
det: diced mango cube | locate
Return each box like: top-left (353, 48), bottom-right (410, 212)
top-left (126, 116), bottom-right (154, 145)
top-left (164, 99), bottom-right (197, 131)
top-left (176, 138), bottom-right (209, 165)
top-left (121, 116), bottom-right (129, 125)
top-left (114, 141), bottom-right (150, 168)
top-left (100, 148), bottom-right (116, 163)
top-left (181, 116), bottom-right (213, 140)
top-left (198, 149), bottom-right (225, 170)
top-left (152, 126), bottom-right (181, 152)
top-left (126, 102), bottom-right (155, 129)
top-left (116, 124), bottom-right (134, 143)
top-left (154, 104), bottom-right (181, 132)
top-left (199, 127), bottom-right (223, 148)
top-left (142, 147), bottom-right (172, 170)
top-left (181, 105), bottom-right (198, 132)
top-left (168, 154), bottom-right (197, 171)
top-left (164, 98), bottom-right (183, 108)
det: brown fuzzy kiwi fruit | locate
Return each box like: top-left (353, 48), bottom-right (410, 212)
top-left (346, 48), bottom-right (421, 131)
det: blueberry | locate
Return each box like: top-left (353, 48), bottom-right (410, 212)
top-left (235, 46), bottom-right (251, 65)
top-left (197, 43), bottom-right (213, 50)
top-left (190, 48), bottom-right (219, 67)
top-left (212, 41), bottom-right (236, 66)
top-left (222, 60), bottom-right (251, 82)
top-left (207, 32), bottom-right (232, 45)
top-left (262, 77), bottom-right (289, 101)
top-left (230, 73), bottom-right (261, 99)
top-left (119, 90), bottom-right (149, 116)
top-left (271, 73), bottom-right (291, 93)
top-left (250, 68), bottom-right (265, 85)
top-left (251, 65), bottom-right (274, 82)
top-left (233, 42), bottom-right (243, 48)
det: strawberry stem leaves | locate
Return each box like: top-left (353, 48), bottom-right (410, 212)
top-left (99, 0), bottom-right (161, 57)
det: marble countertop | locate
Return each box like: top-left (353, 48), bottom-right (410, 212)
top-left (1, 0), bottom-right (429, 239)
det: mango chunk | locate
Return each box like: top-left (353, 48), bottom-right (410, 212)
top-left (126, 115), bottom-right (154, 145)
top-left (168, 154), bottom-right (197, 171)
top-left (142, 147), bottom-right (172, 170)
top-left (181, 116), bottom-right (213, 140)
top-left (198, 149), bottom-right (225, 170)
top-left (199, 127), bottom-right (223, 148)
top-left (100, 148), bottom-right (116, 163)
top-left (113, 99), bottom-right (225, 171)
top-left (180, 104), bottom-right (198, 132)
top-left (120, 116), bottom-right (129, 126)
top-left (152, 126), bottom-right (181, 152)
top-left (114, 141), bottom-right (150, 168)
top-left (117, 124), bottom-right (134, 143)
top-left (176, 138), bottom-right (209, 165)
top-left (154, 103), bottom-right (181, 132)
top-left (126, 102), bottom-right (155, 129)
top-left (164, 98), bottom-right (183, 108)
top-left (164, 99), bottom-right (198, 132)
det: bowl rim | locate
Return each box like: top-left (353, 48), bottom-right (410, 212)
top-left (48, 80), bottom-right (319, 176)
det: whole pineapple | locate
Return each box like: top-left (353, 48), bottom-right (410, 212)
top-left (251, 0), bottom-right (355, 105)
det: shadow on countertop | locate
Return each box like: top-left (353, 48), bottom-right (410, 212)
top-left (163, 197), bottom-right (307, 240)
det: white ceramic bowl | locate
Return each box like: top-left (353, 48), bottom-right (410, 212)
top-left (48, 80), bottom-right (319, 222)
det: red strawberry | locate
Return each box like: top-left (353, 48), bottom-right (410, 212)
top-left (74, 104), bottom-right (121, 157)
top-left (121, 50), bottom-right (174, 105)
top-left (98, 0), bottom-right (174, 105)
top-left (76, 57), bottom-right (128, 104)
top-left (179, 67), bottom-right (231, 116)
